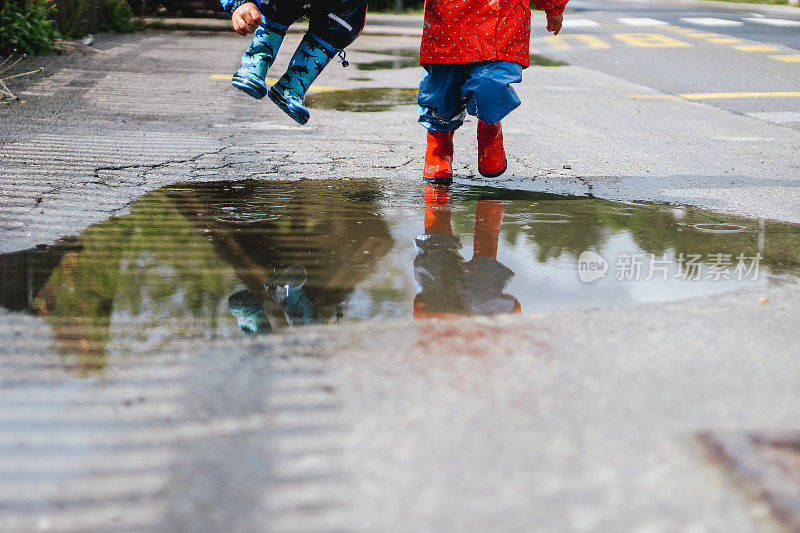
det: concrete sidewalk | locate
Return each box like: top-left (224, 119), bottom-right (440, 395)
top-left (1, 26), bottom-right (799, 533)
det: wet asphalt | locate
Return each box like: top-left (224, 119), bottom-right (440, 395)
top-left (1, 0), bottom-right (800, 531)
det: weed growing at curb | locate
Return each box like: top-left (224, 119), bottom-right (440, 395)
top-left (0, 0), bottom-right (60, 56)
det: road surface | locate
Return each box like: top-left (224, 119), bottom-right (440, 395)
top-left (1, 0), bottom-right (799, 531)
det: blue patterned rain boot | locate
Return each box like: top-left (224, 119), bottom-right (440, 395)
top-left (267, 33), bottom-right (338, 125)
top-left (231, 17), bottom-right (287, 99)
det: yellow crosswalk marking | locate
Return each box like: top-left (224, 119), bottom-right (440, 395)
top-left (544, 34), bottom-right (611, 50)
top-left (630, 91), bottom-right (800, 100)
top-left (614, 33), bottom-right (693, 48)
top-left (734, 45), bottom-right (781, 52)
top-left (665, 27), bottom-right (700, 33)
top-left (629, 94), bottom-right (681, 99)
top-left (681, 91), bottom-right (800, 99)
top-left (209, 74), bottom-right (344, 93)
top-left (768, 55), bottom-right (800, 63)
top-left (707, 37), bottom-right (741, 44)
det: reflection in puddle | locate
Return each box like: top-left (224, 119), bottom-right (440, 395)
top-left (306, 88), bottom-right (418, 112)
top-left (354, 48), bottom-right (420, 71)
top-left (2, 178), bottom-right (799, 368)
top-left (414, 187), bottom-right (521, 318)
top-left (692, 223), bottom-right (747, 234)
top-left (356, 58), bottom-right (420, 71)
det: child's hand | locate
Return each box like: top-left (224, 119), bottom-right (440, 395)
top-left (232, 3), bottom-right (261, 36)
top-left (546, 13), bottom-right (563, 35)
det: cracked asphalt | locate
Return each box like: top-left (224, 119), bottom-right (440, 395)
top-left (2, 4), bottom-right (800, 532)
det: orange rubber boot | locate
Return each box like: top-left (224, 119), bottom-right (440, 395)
top-left (423, 130), bottom-right (454, 183)
top-left (473, 200), bottom-right (504, 259)
top-left (422, 185), bottom-right (453, 234)
top-left (477, 120), bottom-right (507, 178)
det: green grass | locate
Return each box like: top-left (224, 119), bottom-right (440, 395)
top-left (101, 0), bottom-right (144, 33)
top-left (0, 0), bottom-right (60, 56)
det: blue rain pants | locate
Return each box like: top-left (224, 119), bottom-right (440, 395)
top-left (417, 61), bottom-right (523, 132)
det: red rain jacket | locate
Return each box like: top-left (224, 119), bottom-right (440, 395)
top-left (420, 0), bottom-right (569, 68)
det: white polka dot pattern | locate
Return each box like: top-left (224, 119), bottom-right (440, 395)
top-left (419, 0), bottom-right (569, 67)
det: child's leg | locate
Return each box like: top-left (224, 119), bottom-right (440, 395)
top-left (307, 0), bottom-right (367, 51)
top-left (267, 0), bottom-right (367, 125)
top-left (418, 64), bottom-right (470, 132)
top-left (418, 64), bottom-right (469, 183)
top-left (461, 61), bottom-right (523, 177)
top-left (231, 0), bottom-right (304, 99)
top-left (231, 17), bottom-right (288, 99)
top-left (260, 0), bottom-right (305, 28)
top-left (461, 61), bottom-right (523, 125)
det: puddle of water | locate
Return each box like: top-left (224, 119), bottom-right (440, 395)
top-left (306, 88), bottom-right (418, 112)
top-left (352, 49), bottom-right (420, 71)
top-left (357, 58), bottom-right (420, 70)
top-left (530, 53), bottom-right (569, 67)
top-left (2, 179), bottom-right (799, 368)
top-left (359, 49), bottom-right (420, 58)
top-left (351, 49), bottom-right (565, 70)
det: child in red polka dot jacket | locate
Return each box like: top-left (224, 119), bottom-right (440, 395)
top-left (418, 0), bottom-right (568, 182)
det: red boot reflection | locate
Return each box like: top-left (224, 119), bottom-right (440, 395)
top-left (414, 186), bottom-right (521, 319)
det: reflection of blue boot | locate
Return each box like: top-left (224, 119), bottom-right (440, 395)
top-left (282, 287), bottom-right (320, 326)
top-left (265, 265), bottom-right (307, 298)
top-left (265, 266), bottom-right (321, 326)
top-left (267, 33), bottom-right (336, 125)
top-left (228, 290), bottom-right (272, 335)
top-left (231, 17), bottom-right (287, 100)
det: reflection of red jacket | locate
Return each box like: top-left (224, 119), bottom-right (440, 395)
top-left (420, 0), bottom-right (569, 67)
